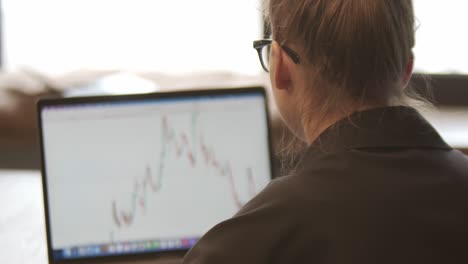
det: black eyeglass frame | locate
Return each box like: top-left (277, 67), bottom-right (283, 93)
top-left (253, 39), bottom-right (301, 72)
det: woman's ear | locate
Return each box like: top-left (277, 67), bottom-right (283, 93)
top-left (270, 41), bottom-right (294, 92)
top-left (402, 54), bottom-right (414, 87)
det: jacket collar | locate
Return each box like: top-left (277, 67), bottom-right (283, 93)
top-left (308, 106), bottom-right (451, 154)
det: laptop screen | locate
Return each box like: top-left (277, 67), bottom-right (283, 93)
top-left (39, 89), bottom-right (272, 261)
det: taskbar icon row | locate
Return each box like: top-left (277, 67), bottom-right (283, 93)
top-left (58, 237), bottom-right (199, 259)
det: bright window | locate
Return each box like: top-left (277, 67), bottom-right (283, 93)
top-left (413, 0), bottom-right (468, 74)
top-left (3, 1), bottom-right (468, 76)
top-left (2, 0), bottom-right (263, 76)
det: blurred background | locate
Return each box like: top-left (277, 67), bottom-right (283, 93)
top-left (0, 0), bottom-right (467, 169)
top-left (0, 2), bottom-right (467, 264)
top-left (2, 0), bottom-right (263, 75)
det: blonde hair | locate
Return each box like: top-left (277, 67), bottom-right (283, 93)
top-left (266, 0), bottom-right (415, 98)
top-left (264, 0), bottom-right (432, 172)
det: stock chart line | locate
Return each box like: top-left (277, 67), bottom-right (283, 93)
top-left (112, 114), bottom-right (256, 227)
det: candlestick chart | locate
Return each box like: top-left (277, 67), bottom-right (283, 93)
top-left (42, 94), bottom-right (272, 248)
top-left (111, 114), bottom-right (257, 228)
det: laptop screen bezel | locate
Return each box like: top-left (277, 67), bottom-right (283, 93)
top-left (37, 86), bottom-right (274, 263)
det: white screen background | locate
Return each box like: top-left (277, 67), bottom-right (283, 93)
top-left (41, 95), bottom-right (271, 249)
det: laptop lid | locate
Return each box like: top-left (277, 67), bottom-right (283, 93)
top-left (37, 87), bottom-right (274, 263)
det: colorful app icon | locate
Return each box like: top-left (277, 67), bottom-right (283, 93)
top-left (94, 246), bottom-right (101, 255)
top-left (168, 240), bottom-right (176, 248)
top-left (175, 239), bottom-right (182, 248)
top-left (131, 242), bottom-right (139, 251)
top-left (152, 240), bottom-right (160, 249)
top-left (78, 247), bottom-right (87, 256)
top-left (189, 238), bottom-right (198, 246)
top-left (123, 243), bottom-right (131, 252)
top-left (160, 240), bottom-right (168, 249)
top-left (108, 245), bottom-right (116, 254)
top-left (138, 242), bottom-right (146, 251)
top-left (101, 245), bottom-right (108, 253)
top-left (116, 243), bottom-right (124, 252)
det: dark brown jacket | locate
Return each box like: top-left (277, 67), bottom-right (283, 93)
top-left (183, 106), bottom-right (468, 264)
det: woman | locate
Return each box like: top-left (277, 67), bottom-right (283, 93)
top-left (183, 0), bottom-right (468, 263)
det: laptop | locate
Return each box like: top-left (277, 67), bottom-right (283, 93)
top-left (37, 87), bottom-right (274, 264)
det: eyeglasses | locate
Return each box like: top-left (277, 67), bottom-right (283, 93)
top-left (253, 39), bottom-right (301, 72)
